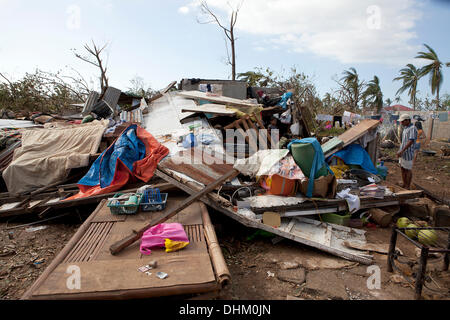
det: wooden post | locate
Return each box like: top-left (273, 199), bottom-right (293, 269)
top-left (426, 117), bottom-right (434, 148)
top-left (369, 208), bottom-right (392, 227)
top-left (415, 247), bottom-right (429, 300)
top-left (387, 228), bottom-right (398, 272)
top-left (444, 232), bottom-right (450, 271)
top-left (366, 132), bottom-right (380, 167)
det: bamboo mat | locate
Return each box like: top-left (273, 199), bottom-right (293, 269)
top-left (22, 198), bottom-right (230, 300)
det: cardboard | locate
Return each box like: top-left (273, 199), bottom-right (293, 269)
top-left (263, 212), bottom-right (281, 228)
top-left (300, 174), bottom-right (337, 198)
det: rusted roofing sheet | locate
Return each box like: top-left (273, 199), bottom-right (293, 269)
top-left (159, 147), bottom-right (234, 186)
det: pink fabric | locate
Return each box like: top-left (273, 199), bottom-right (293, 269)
top-left (140, 223), bottom-right (189, 255)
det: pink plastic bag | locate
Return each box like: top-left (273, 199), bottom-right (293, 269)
top-left (140, 223), bottom-right (189, 255)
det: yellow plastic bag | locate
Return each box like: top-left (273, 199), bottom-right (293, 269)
top-left (165, 238), bottom-right (189, 253)
top-left (330, 159), bottom-right (349, 179)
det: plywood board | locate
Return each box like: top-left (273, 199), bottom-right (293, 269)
top-left (338, 120), bottom-right (380, 145)
top-left (181, 104), bottom-right (236, 116)
top-left (178, 91), bottom-right (261, 108)
top-left (323, 120), bottom-right (380, 158)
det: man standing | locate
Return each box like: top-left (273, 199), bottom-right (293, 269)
top-left (397, 114), bottom-right (418, 189)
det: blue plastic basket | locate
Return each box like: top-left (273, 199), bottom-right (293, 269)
top-left (107, 193), bottom-right (142, 215)
top-left (140, 188), bottom-right (168, 212)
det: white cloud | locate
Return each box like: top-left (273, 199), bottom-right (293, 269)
top-left (178, 6), bottom-right (190, 15)
top-left (190, 0), bottom-right (424, 66)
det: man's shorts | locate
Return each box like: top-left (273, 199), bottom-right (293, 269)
top-left (399, 158), bottom-right (413, 170)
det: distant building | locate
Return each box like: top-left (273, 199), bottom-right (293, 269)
top-left (383, 104), bottom-right (413, 112)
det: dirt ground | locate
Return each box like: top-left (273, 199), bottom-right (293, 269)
top-left (381, 148), bottom-right (450, 199)
top-left (1, 147), bottom-right (449, 300)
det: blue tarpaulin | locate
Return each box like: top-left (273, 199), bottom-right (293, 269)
top-left (79, 125), bottom-right (146, 188)
top-left (329, 144), bottom-right (377, 174)
top-left (277, 92), bottom-right (293, 109)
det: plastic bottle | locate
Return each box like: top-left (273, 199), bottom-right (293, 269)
top-left (182, 133), bottom-right (198, 148)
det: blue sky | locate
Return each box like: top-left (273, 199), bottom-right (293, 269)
top-left (1, 0), bottom-right (449, 105)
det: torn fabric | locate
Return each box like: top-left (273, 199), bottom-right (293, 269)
top-left (3, 120), bottom-right (108, 195)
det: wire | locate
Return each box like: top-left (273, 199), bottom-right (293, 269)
top-left (4, 212), bottom-right (71, 230)
top-left (230, 187), bottom-right (252, 204)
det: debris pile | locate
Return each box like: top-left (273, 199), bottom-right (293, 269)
top-left (0, 80), bottom-right (447, 300)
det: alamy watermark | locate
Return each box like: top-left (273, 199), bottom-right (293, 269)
top-left (66, 4), bottom-right (81, 30)
top-left (66, 265), bottom-right (81, 290)
top-left (367, 5), bottom-right (382, 30)
top-left (366, 265), bottom-right (381, 290)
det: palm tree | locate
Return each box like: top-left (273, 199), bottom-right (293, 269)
top-left (385, 98), bottom-right (392, 106)
top-left (393, 64), bottom-right (421, 110)
top-left (415, 44), bottom-right (446, 109)
top-left (363, 76), bottom-right (383, 113)
top-left (340, 67), bottom-right (363, 111)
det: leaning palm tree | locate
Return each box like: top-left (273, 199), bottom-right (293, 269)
top-left (415, 44), bottom-right (446, 109)
top-left (363, 76), bottom-right (383, 113)
top-left (340, 67), bottom-right (362, 111)
top-left (393, 64), bottom-right (421, 110)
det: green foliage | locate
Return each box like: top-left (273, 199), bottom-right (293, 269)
top-left (415, 44), bottom-right (450, 109)
top-left (335, 67), bottom-right (366, 113)
top-left (416, 44), bottom-right (443, 96)
top-left (237, 71), bottom-right (267, 86)
top-left (0, 69), bottom-right (87, 114)
top-left (393, 64), bottom-right (421, 110)
top-left (316, 127), bottom-right (346, 137)
top-left (363, 76), bottom-right (383, 113)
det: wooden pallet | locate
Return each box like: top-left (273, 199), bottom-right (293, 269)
top-left (224, 112), bottom-right (274, 152)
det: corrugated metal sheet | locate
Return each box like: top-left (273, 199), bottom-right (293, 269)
top-left (160, 147), bottom-right (233, 186)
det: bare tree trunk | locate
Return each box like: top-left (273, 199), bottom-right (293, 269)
top-left (230, 29), bottom-right (236, 81)
top-left (199, 1), bottom-right (241, 82)
top-left (436, 84), bottom-right (440, 111)
top-left (73, 41), bottom-right (109, 96)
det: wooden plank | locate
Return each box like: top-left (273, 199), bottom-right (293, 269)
top-left (178, 91), bottom-right (261, 108)
top-left (241, 117), bottom-right (258, 153)
top-left (109, 169), bottom-right (239, 255)
top-left (324, 120), bottom-right (380, 158)
top-left (181, 104), bottom-right (236, 116)
top-left (343, 240), bottom-right (403, 255)
top-left (161, 81), bottom-right (177, 94)
top-left (321, 137), bottom-right (343, 156)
